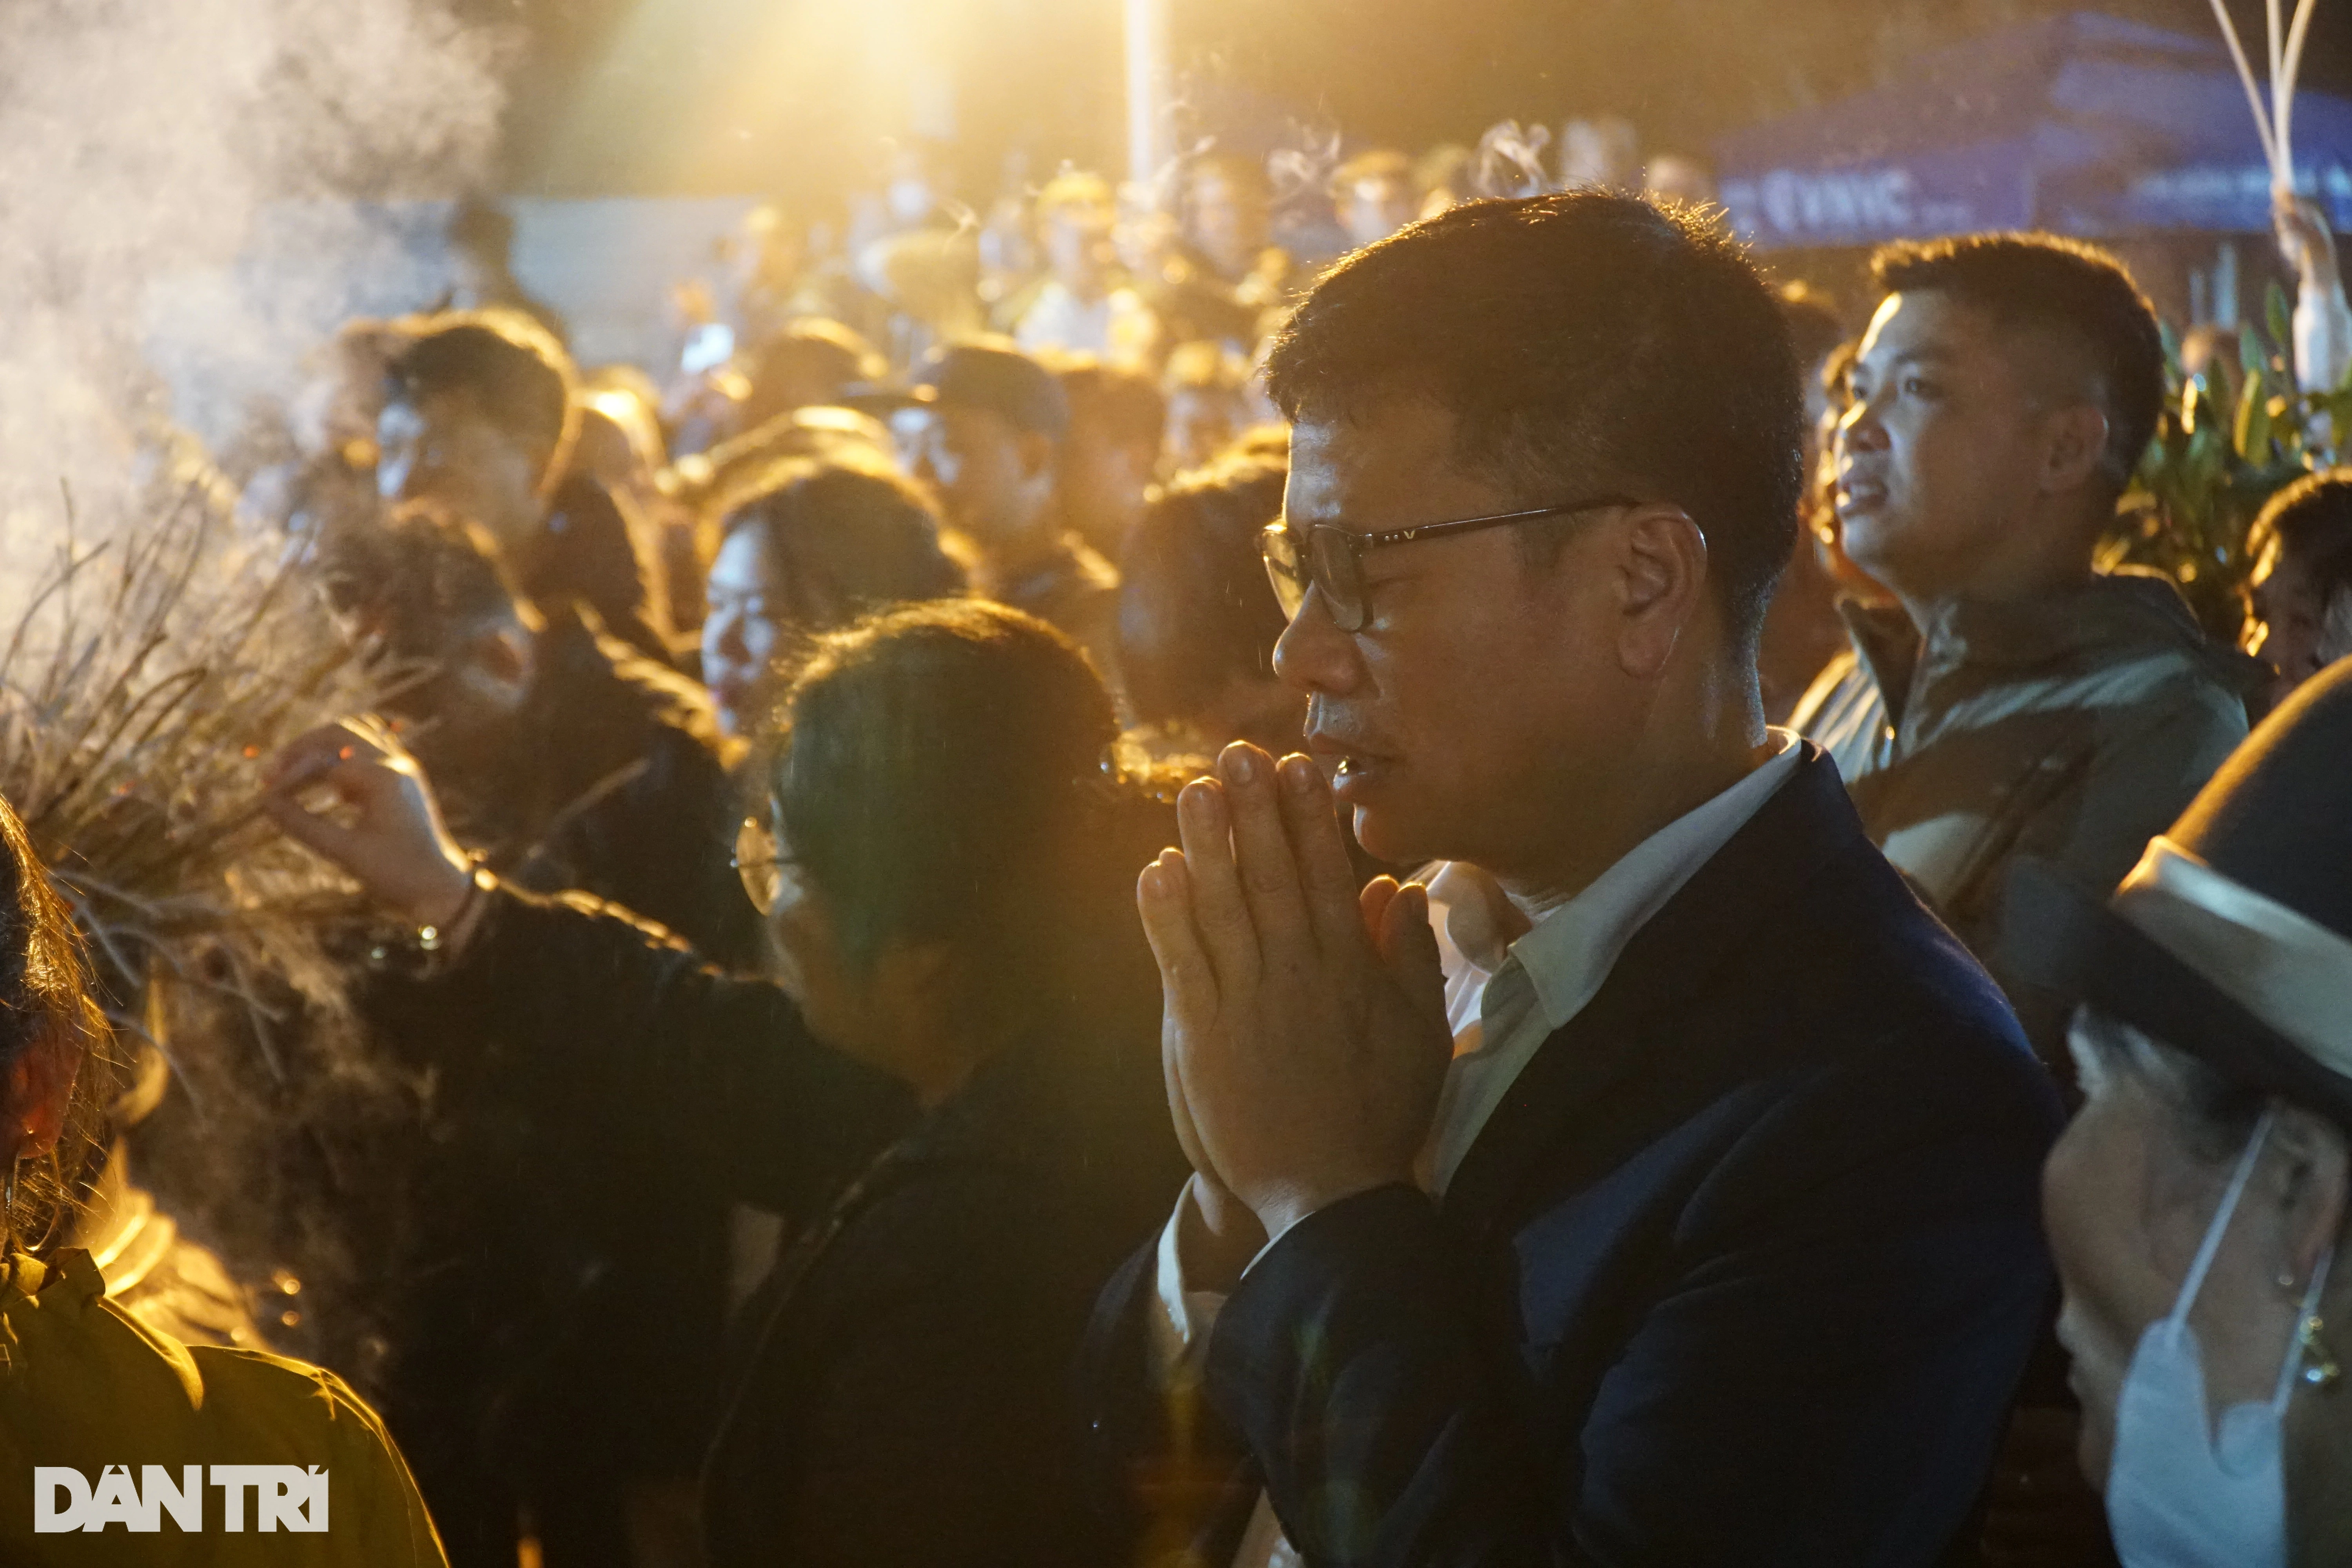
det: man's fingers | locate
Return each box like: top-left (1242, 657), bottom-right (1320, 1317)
top-left (260, 788), bottom-right (366, 869)
top-left (1377, 882), bottom-right (1450, 1032)
top-left (262, 718), bottom-right (392, 794)
top-left (1174, 777), bottom-right (1261, 989)
top-left (1277, 753), bottom-right (1369, 960)
top-left (1138, 851), bottom-right (1220, 1025)
top-left (1217, 744), bottom-right (1314, 957)
top-left (1359, 875), bottom-right (1399, 945)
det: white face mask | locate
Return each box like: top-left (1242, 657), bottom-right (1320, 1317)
top-left (2106, 1107), bottom-right (2334, 1568)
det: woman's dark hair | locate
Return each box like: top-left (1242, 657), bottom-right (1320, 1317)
top-left (0, 792), bottom-right (114, 1256)
top-left (2250, 468), bottom-right (2352, 606)
top-left (1117, 452), bottom-right (1289, 730)
top-left (770, 601), bottom-right (1175, 1040)
top-left (1262, 190), bottom-right (1804, 656)
top-left (717, 458), bottom-right (967, 633)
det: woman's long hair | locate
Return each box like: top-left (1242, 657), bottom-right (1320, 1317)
top-left (0, 792), bottom-right (116, 1258)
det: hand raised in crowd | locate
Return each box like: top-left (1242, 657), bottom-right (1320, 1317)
top-left (1138, 743), bottom-right (1451, 1267)
top-left (261, 716), bottom-right (476, 928)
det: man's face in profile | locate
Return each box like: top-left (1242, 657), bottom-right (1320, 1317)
top-left (376, 388), bottom-right (548, 552)
top-left (1836, 290), bottom-right (2050, 603)
top-left (1269, 401), bottom-right (1633, 875)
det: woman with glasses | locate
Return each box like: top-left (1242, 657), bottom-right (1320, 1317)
top-left (262, 599), bottom-right (1187, 1568)
top-left (698, 455), bottom-right (967, 741)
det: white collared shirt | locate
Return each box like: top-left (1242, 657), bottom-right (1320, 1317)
top-left (1149, 731), bottom-right (1802, 1568)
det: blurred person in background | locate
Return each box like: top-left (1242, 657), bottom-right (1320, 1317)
top-left (318, 505), bottom-right (756, 1568)
top-left (574, 369), bottom-right (702, 648)
top-left (1793, 234), bottom-right (2264, 1065)
top-left (734, 319), bottom-right (886, 437)
top-left (1151, 151), bottom-right (1293, 351)
top-left (1055, 355), bottom-right (1167, 560)
top-left (2009, 657), bottom-right (2352, 1568)
top-left (1161, 340), bottom-right (1255, 472)
top-left (1755, 284), bottom-right (1861, 723)
top-left (700, 456), bottom-right (967, 742)
top-left (1014, 172), bottom-right (1159, 368)
top-left (1115, 450), bottom-right (1297, 757)
top-left (0, 789), bottom-right (447, 1564)
top-left (375, 312), bottom-right (672, 666)
top-left (326, 506), bottom-right (754, 966)
top-left (264, 600), bottom-right (1189, 1568)
top-left (1329, 149), bottom-right (1422, 251)
top-left (1185, 149), bottom-right (1276, 286)
top-left (2243, 469), bottom-right (2352, 710)
top-left (444, 196), bottom-right (568, 348)
top-left (907, 339), bottom-right (1120, 666)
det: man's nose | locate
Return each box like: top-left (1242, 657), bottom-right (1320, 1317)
top-left (1271, 589), bottom-right (1364, 699)
top-left (1839, 400), bottom-right (1889, 455)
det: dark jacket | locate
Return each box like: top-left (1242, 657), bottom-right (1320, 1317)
top-left (365, 616), bottom-right (760, 1567)
top-left (1083, 748), bottom-right (2064, 1568)
top-left (441, 882), bottom-right (1185, 1568)
top-left (426, 609), bottom-right (762, 971)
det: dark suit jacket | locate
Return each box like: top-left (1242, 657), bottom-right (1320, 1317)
top-left (1084, 747), bottom-right (2064, 1568)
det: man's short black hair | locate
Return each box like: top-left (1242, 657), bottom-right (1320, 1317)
top-left (1262, 190), bottom-right (1804, 653)
top-left (2250, 468), bottom-right (2352, 602)
top-left (1869, 233), bottom-right (2164, 501)
top-left (383, 310), bottom-right (577, 474)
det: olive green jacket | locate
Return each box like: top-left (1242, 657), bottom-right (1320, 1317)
top-left (1792, 571), bottom-right (2266, 1062)
top-left (0, 1249), bottom-right (445, 1564)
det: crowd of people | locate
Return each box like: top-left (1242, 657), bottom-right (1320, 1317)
top-left (2, 126), bottom-right (2352, 1568)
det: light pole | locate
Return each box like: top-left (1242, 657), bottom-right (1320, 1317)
top-left (1124, 0), bottom-right (1172, 187)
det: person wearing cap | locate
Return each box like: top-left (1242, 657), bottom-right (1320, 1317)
top-left (2013, 655), bottom-right (2352, 1566)
top-left (907, 338), bottom-right (1121, 673)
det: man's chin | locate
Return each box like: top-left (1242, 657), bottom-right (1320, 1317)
top-left (1346, 802), bottom-right (1437, 873)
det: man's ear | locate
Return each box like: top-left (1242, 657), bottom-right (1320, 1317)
top-left (1612, 507), bottom-right (1711, 681)
top-left (2038, 403), bottom-right (2112, 496)
top-left (4, 1026), bottom-right (80, 1162)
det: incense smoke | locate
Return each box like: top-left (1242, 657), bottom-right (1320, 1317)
top-left (0, 0), bottom-right (506, 584)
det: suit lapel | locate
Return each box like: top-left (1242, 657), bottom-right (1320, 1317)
top-left (1441, 749), bottom-right (1863, 1240)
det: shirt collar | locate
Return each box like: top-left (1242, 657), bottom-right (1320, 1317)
top-left (1439, 732), bottom-right (1802, 1032)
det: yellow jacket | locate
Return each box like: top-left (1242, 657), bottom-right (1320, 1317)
top-left (0, 1249), bottom-right (446, 1565)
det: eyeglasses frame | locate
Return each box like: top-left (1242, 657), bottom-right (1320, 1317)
top-left (1260, 494), bottom-right (1645, 632)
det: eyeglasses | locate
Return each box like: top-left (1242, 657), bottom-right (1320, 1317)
top-left (733, 815), bottom-right (784, 915)
top-left (1259, 495), bottom-right (1642, 633)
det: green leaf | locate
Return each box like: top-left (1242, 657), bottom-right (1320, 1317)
top-left (2267, 282), bottom-right (2295, 359)
top-left (2240, 327), bottom-right (2268, 381)
top-left (2234, 375), bottom-right (2272, 461)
